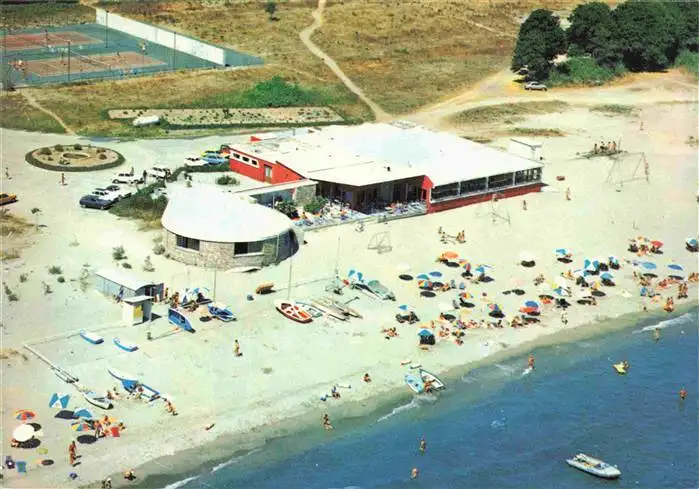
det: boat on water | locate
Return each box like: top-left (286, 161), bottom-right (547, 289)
top-left (613, 361), bottom-right (629, 375)
top-left (405, 369), bottom-right (446, 394)
top-left (294, 300), bottom-right (324, 318)
top-left (419, 368), bottom-right (446, 392)
top-left (566, 453), bottom-right (621, 479)
top-left (113, 338), bottom-right (138, 352)
top-left (309, 298), bottom-right (347, 320)
top-left (275, 300), bottom-right (313, 323)
top-left (82, 390), bottom-right (113, 410)
top-left (404, 373), bottom-right (425, 393)
top-left (79, 330), bottom-right (104, 345)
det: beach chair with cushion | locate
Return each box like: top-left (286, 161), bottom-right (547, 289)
top-left (16, 461), bottom-right (27, 474)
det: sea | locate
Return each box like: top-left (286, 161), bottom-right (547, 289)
top-left (142, 309), bottom-right (698, 489)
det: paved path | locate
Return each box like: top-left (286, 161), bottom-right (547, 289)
top-left (20, 90), bottom-right (75, 135)
top-left (300, 0), bottom-right (390, 121)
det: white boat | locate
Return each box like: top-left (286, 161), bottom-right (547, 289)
top-left (82, 390), bottom-right (113, 410)
top-left (566, 453), bottom-right (621, 479)
top-left (327, 297), bottom-right (362, 318)
top-left (294, 300), bottom-right (324, 318)
top-left (419, 369), bottom-right (446, 392)
top-left (310, 298), bottom-right (347, 321)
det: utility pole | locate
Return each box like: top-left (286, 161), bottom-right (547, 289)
top-left (67, 40), bottom-right (71, 82)
top-left (105, 10), bottom-right (109, 48)
top-left (286, 256), bottom-right (293, 300)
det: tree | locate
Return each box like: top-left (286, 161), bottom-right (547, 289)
top-left (567, 2), bottom-right (621, 68)
top-left (30, 207), bottom-right (41, 230)
top-left (264, 1), bottom-right (277, 21)
top-left (512, 9), bottom-right (567, 80)
top-left (612, 1), bottom-right (680, 71)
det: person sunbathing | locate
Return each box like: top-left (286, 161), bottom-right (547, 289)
top-left (363, 373), bottom-right (372, 383)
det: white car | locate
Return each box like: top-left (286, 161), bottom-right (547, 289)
top-left (148, 166), bottom-right (171, 180)
top-left (524, 81), bottom-right (548, 91)
top-left (184, 157), bottom-right (208, 168)
top-left (112, 172), bottom-right (144, 185)
top-left (104, 184), bottom-right (132, 200)
top-left (91, 188), bottom-right (119, 203)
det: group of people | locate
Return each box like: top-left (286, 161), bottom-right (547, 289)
top-left (437, 227), bottom-right (466, 244)
top-left (592, 140), bottom-right (618, 154)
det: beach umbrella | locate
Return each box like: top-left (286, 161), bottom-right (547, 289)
top-left (609, 256), bottom-right (619, 265)
top-left (488, 303), bottom-right (502, 313)
top-left (396, 263), bottom-right (411, 272)
top-left (417, 279), bottom-right (432, 289)
top-left (14, 410), bottom-right (36, 422)
top-left (416, 274), bottom-right (430, 280)
top-left (555, 248), bottom-right (571, 257)
top-left (418, 329), bottom-right (433, 337)
top-left (397, 304), bottom-right (414, 314)
top-left (70, 421), bottom-right (93, 432)
top-left (457, 258), bottom-right (469, 266)
top-left (429, 271), bottom-right (443, 278)
top-left (641, 262), bottom-right (657, 270)
top-left (519, 300), bottom-right (540, 314)
top-left (668, 263), bottom-right (684, 272)
top-left (12, 424), bottom-right (35, 442)
top-left (687, 237), bottom-right (698, 248)
top-left (475, 265), bottom-right (490, 275)
top-left (49, 393), bottom-right (70, 409)
top-left (73, 408), bottom-right (94, 420)
top-left (442, 251), bottom-right (459, 260)
top-left (651, 240), bottom-right (663, 249)
top-left (459, 291), bottom-right (474, 300)
top-left (600, 272), bottom-right (615, 281)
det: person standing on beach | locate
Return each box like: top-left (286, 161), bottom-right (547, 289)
top-left (4, 167), bottom-right (11, 180)
top-left (679, 387), bottom-right (687, 400)
top-left (560, 310), bottom-right (568, 326)
top-left (60, 172), bottom-right (66, 186)
top-left (234, 339), bottom-right (243, 357)
top-left (565, 187), bottom-right (571, 201)
top-left (419, 438), bottom-right (427, 455)
top-left (68, 441), bottom-right (77, 466)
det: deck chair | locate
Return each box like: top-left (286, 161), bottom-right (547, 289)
top-left (16, 461), bottom-right (27, 474)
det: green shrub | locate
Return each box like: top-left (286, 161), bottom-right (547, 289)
top-left (38, 147), bottom-right (51, 156)
top-left (73, 143), bottom-right (82, 150)
top-left (4, 283), bottom-right (18, 302)
top-left (275, 200), bottom-right (299, 218)
top-left (112, 245), bottom-right (127, 261)
top-left (57, 276), bottom-right (66, 283)
top-left (675, 50), bottom-right (699, 77)
top-left (98, 153), bottom-right (107, 160)
top-left (19, 273), bottom-right (29, 283)
top-left (143, 255), bottom-right (155, 272)
top-left (54, 144), bottom-right (64, 151)
top-left (216, 175), bottom-right (238, 186)
top-left (548, 57), bottom-right (624, 86)
top-left (304, 196), bottom-right (328, 214)
top-left (48, 265), bottom-right (63, 275)
top-left (109, 183), bottom-right (168, 224)
top-left (42, 281), bottom-right (52, 295)
top-left (122, 262), bottom-right (132, 269)
top-left (153, 243), bottom-right (166, 255)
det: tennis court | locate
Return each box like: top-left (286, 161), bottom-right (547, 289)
top-left (0, 19), bottom-right (262, 86)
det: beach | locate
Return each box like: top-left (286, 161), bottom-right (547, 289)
top-left (1, 77), bottom-right (698, 488)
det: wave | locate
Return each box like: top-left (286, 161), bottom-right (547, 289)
top-left (637, 312), bottom-right (694, 333)
top-left (377, 395), bottom-right (436, 423)
top-left (490, 418), bottom-right (507, 429)
top-left (211, 448), bottom-right (263, 473)
top-left (494, 363), bottom-right (519, 375)
top-left (161, 475), bottom-right (199, 489)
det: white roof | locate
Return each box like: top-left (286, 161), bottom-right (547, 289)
top-left (162, 186), bottom-right (293, 242)
top-left (233, 122), bottom-right (542, 187)
top-left (123, 295), bottom-right (153, 303)
top-left (95, 269), bottom-right (158, 291)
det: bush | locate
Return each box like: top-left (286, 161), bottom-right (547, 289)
top-left (38, 147), bottom-right (51, 155)
top-left (112, 245), bottom-right (127, 261)
top-left (78, 265), bottom-right (90, 292)
top-left (153, 243), bottom-right (166, 255)
top-left (54, 144), bottom-right (64, 151)
top-left (98, 153), bottom-right (107, 160)
top-left (4, 283), bottom-right (18, 302)
top-left (109, 183), bottom-right (168, 224)
top-left (303, 196), bottom-right (328, 215)
top-left (73, 143), bottom-right (82, 150)
top-left (275, 200), bottom-right (299, 218)
top-left (57, 276), bottom-right (66, 283)
top-left (143, 255), bottom-right (155, 272)
top-left (19, 273), bottom-right (29, 283)
top-left (42, 281), bottom-right (52, 295)
top-left (548, 56), bottom-right (624, 86)
top-left (122, 262), bottom-right (132, 269)
top-left (216, 175), bottom-right (238, 186)
top-left (675, 50), bottom-right (699, 77)
top-left (48, 265), bottom-right (63, 275)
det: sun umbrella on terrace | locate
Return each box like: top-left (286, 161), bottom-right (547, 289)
top-left (641, 261), bottom-right (657, 270)
top-left (429, 271), bottom-right (443, 278)
top-left (73, 408), bottom-right (94, 420)
top-left (49, 393), bottom-right (70, 410)
top-left (12, 424), bottom-right (35, 442)
top-left (442, 251), bottom-right (459, 260)
top-left (70, 421), bottom-right (93, 432)
top-left (668, 263), bottom-right (684, 272)
top-left (14, 410), bottom-right (36, 422)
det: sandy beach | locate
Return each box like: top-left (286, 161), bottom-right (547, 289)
top-left (1, 76), bottom-right (697, 488)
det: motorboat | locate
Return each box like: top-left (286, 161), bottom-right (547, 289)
top-left (295, 300), bottom-right (324, 318)
top-left (419, 368), bottom-right (446, 392)
top-left (405, 372), bottom-right (425, 393)
top-left (366, 279), bottom-right (396, 301)
top-left (314, 297), bottom-right (350, 317)
top-left (207, 302), bottom-right (236, 322)
top-left (275, 300), bottom-right (313, 323)
top-left (113, 338), bottom-right (138, 352)
top-left (405, 368), bottom-right (445, 394)
top-left (566, 453), bottom-right (621, 479)
top-left (82, 390), bottom-right (113, 410)
top-left (168, 307), bottom-right (195, 332)
top-left (613, 361), bottom-right (629, 374)
top-left (79, 330), bottom-right (104, 345)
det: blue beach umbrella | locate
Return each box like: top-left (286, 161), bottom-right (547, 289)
top-left (416, 273), bottom-right (430, 280)
top-left (73, 408), bottom-right (94, 420)
top-left (641, 262), bottom-right (657, 270)
top-left (555, 248), bottom-right (570, 257)
top-left (429, 271), bottom-right (443, 278)
top-left (49, 393), bottom-right (70, 409)
top-left (600, 272), bottom-right (615, 281)
top-left (418, 329), bottom-right (433, 337)
top-left (687, 238), bottom-right (698, 248)
top-left (475, 265), bottom-right (491, 275)
top-left (668, 263), bottom-right (684, 272)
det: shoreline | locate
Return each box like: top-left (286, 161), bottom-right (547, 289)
top-left (108, 303), bottom-right (697, 489)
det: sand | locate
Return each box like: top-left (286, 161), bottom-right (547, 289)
top-left (1, 75), bottom-right (697, 488)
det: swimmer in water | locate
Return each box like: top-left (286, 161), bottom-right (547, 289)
top-left (410, 467), bottom-right (419, 480)
top-left (680, 387), bottom-right (687, 400)
top-left (419, 438), bottom-right (427, 455)
top-left (654, 327), bottom-right (661, 342)
top-left (528, 354), bottom-right (535, 369)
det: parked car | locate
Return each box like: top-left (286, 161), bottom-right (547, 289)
top-left (148, 166), bottom-right (172, 180)
top-left (112, 172), bottom-right (144, 185)
top-left (184, 157), bottom-right (208, 168)
top-left (524, 81), bottom-right (548, 91)
top-left (104, 184), bottom-right (132, 200)
top-left (91, 188), bottom-right (120, 202)
top-left (79, 194), bottom-right (114, 210)
top-left (201, 153), bottom-right (228, 165)
top-left (0, 192), bottom-right (17, 205)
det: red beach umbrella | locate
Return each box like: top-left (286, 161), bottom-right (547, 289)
top-left (14, 410), bottom-right (36, 422)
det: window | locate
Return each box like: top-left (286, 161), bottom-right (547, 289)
top-left (234, 241), bottom-right (264, 255)
top-left (264, 166), bottom-right (273, 179)
top-left (176, 235), bottom-right (200, 251)
top-left (242, 156), bottom-right (249, 162)
top-left (233, 153), bottom-right (241, 159)
top-left (460, 178), bottom-right (487, 195)
top-left (251, 158), bottom-right (258, 167)
top-left (515, 168), bottom-right (542, 184)
top-left (430, 182), bottom-right (459, 201)
top-left (488, 173), bottom-right (513, 190)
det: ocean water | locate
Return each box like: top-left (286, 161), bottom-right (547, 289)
top-left (152, 310), bottom-right (698, 489)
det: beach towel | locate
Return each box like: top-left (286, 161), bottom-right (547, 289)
top-left (16, 461), bottom-right (27, 473)
top-left (110, 426), bottom-right (120, 437)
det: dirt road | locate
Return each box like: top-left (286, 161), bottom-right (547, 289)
top-left (300, 0), bottom-right (390, 121)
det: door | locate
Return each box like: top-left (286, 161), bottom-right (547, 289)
top-left (264, 165), bottom-right (273, 183)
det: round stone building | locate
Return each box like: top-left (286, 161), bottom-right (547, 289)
top-left (161, 187), bottom-right (300, 269)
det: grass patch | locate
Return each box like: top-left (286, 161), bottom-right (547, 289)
top-left (0, 249), bottom-right (21, 261)
top-left (2, 3), bottom-right (94, 28)
top-left (509, 127), bottom-right (566, 137)
top-left (589, 104), bottom-right (637, 116)
top-left (48, 265), bottom-right (63, 275)
top-left (452, 101), bottom-right (569, 124)
top-left (461, 135), bottom-right (494, 144)
top-left (216, 175), bottom-right (239, 186)
top-left (675, 50), bottom-right (699, 78)
top-left (0, 93), bottom-right (66, 134)
top-left (109, 183), bottom-right (167, 227)
top-left (0, 210), bottom-right (32, 237)
top-left (548, 57), bottom-right (625, 87)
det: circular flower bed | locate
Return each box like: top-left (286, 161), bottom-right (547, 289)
top-left (26, 144), bottom-right (124, 172)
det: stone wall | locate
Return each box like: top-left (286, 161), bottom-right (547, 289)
top-left (164, 230), bottom-right (265, 269)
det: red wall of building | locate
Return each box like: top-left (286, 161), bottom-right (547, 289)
top-left (228, 148), bottom-right (303, 184)
top-left (427, 183), bottom-right (543, 213)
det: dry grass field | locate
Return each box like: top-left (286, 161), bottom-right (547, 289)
top-left (0, 93), bottom-right (66, 134)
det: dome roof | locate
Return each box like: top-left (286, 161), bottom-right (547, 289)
top-left (162, 187), bottom-right (293, 242)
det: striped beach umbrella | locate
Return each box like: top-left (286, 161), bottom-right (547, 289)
top-left (49, 393), bottom-right (70, 409)
top-left (70, 421), bottom-right (93, 432)
top-left (14, 410), bottom-right (36, 422)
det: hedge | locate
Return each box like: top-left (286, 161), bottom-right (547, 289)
top-left (25, 146), bottom-right (125, 172)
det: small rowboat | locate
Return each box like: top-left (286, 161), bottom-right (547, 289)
top-left (79, 330), bottom-right (104, 345)
top-left (275, 300), bottom-right (313, 323)
top-left (566, 453), bottom-right (621, 479)
top-left (113, 338), bottom-right (138, 352)
top-left (82, 390), bottom-right (113, 410)
top-left (420, 369), bottom-right (446, 392)
top-left (294, 300), bottom-right (324, 318)
top-left (405, 373), bottom-right (425, 393)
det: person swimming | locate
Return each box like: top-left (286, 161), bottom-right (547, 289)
top-left (528, 354), bottom-right (535, 369)
top-left (410, 467), bottom-right (419, 479)
top-left (419, 438), bottom-right (427, 454)
top-left (654, 327), bottom-right (661, 342)
top-left (680, 387), bottom-right (687, 400)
